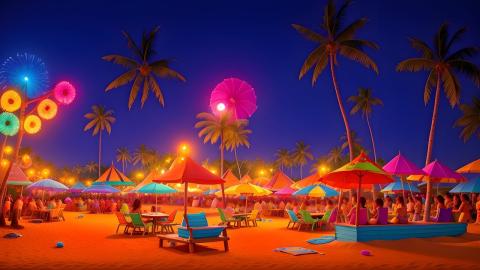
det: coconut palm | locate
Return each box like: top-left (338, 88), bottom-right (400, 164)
top-left (340, 130), bottom-right (364, 156)
top-left (195, 112), bottom-right (236, 177)
top-left (292, 0), bottom-right (379, 161)
top-left (116, 147), bottom-right (132, 173)
top-left (396, 23), bottom-right (480, 221)
top-left (224, 119), bottom-right (251, 178)
top-left (85, 161), bottom-right (98, 175)
top-left (133, 144), bottom-right (154, 170)
top-left (292, 141), bottom-right (314, 178)
top-left (326, 146), bottom-right (345, 169)
top-left (103, 26), bottom-right (186, 109)
top-left (455, 97), bottom-right (480, 141)
top-left (275, 148), bottom-right (292, 173)
top-left (310, 156), bottom-right (329, 174)
top-left (83, 105), bottom-right (115, 177)
top-left (348, 88), bottom-right (383, 162)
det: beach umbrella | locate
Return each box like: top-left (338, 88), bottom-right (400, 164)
top-left (6, 163), bottom-right (32, 196)
top-left (381, 178), bottom-right (420, 194)
top-left (153, 156), bottom-right (225, 229)
top-left (408, 160), bottom-right (466, 183)
top-left (240, 174), bottom-right (253, 184)
top-left (82, 184), bottom-right (120, 194)
top-left (291, 173), bottom-right (320, 189)
top-left (456, 158), bottom-right (480, 174)
top-left (383, 153), bottom-right (424, 198)
top-left (450, 177), bottom-right (480, 193)
top-left (321, 152), bottom-right (394, 225)
top-left (265, 171), bottom-right (295, 191)
top-left (27, 179), bottom-right (68, 192)
top-left (293, 184), bottom-right (339, 198)
top-left (209, 77), bottom-right (257, 120)
top-left (137, 183), bottom-right (176, 211)
top-left (204, 189), bottom-right (220, 195)
top-left (274, 186), bottom-right (297, 196)
top-left (93, 163), bottom-right (134, 187)
top-left (253, 176), bottom-right (270, 187)
top-left (69, 182), bottom-right (87, 193)
top-left (215, 183), bottom-right (272, 213)
top-left (222, 169), bottom-right (241, 188)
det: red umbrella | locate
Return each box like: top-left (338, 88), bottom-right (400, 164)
top-left (209, 78), bottom-right (257, 119)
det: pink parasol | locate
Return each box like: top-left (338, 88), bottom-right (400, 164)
top-left (383, 153), bottom-right (424, 176)
top-left (210, 78), bottom-right (257, 119)
top-left (420, 160), bottom-right (466, 183)
top-left (274, 185), bottom-right (297, 196)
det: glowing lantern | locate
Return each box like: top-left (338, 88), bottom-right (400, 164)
top-left (0, 112), bottom-right (20, 136)
top-left (3, 145), bottom-right (13, 155)
top-left (0, 90), bottom-right (22, 112)
top-left (22, 154), bottom-right (32, 168)
top-left (216, 102), bottom-right (226, 112)
top-left (54, 81), bottom-right (76, 104)
top-left (37, 99), bottom-right (58, 120)
top-left (1, 159), bottom-right (9, 168)
top-left (24, 114), bottom-right (42, 134)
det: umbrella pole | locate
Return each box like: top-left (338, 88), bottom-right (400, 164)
top-left (401, 176), bottom-right (406, 200)
top-left (155, 194), bottom-right (158, 212)
top-left (355, 175), bottom-right (362, 226)
top-left (221, 183), bottom-right (226, 209)
top-left (245, 195), bottom-right (248, 214)
top-left (407, 181), bottom-right (414, 199)
top-left (184, 183), bottom-right (189, 228)
top-left (336, 190), bottom-right (342, 223)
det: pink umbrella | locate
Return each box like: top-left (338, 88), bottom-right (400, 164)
top-left (210, 78), bottom-right (257, 119)
top-left (274, 185), bottom-right (297, 196)
top-left (383, 153), bottom-right (424, 198)
top-left (420, 160), bottom-right (466, 183)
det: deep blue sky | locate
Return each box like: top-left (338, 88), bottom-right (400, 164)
top-left (0, 0), bottom-right (479, 172)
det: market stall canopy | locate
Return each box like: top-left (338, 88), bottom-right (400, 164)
top-left (265, 171), bottom-right (295, 191)
top-left (6, 163), bottom-right (31, 186)
top-left (253, 176), bottom-right (270, 187)
top-left (407, 160), bottom-right (466, 183)
top-left (456, 158), bottom-right (480, 174)
top-left (274, 185), bottom-right (297, 196)
top-left (381, 178), bottom-right (420, 194)
top-left (93, 163), bottom-right (134, 186)
top-left (153, 157), bottom-right (224, 185)
top-left (133, 169), bottom-right (163, 191)
top-left (240, 174), bottom-right (253, 183)
top-left (222, 169), bottom-right (240, 188)
top-left (291, 173), bottom-right (319, 189)
top-left (138, 183), bottom-right (176, 195)
top-left (69, 182), bottom-right (86, 193)
top-left (450, 177), bottom-right (480, 193)
top-left (27, 179), bottom-right (68, 192)
top-left (215, 183), bottom-right (272, 196)
top-left (82, 184), bottom-right (120, 194)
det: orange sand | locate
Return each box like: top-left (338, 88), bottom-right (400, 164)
top-left (1, 205), bottom-right (479, 270)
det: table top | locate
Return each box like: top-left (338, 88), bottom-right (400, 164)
top-left (310, 212), bottom-right (325, 217)
top-left (141, 212), bottom-right (168, 218)
top-left (232, 213), bottom-right (251, 217)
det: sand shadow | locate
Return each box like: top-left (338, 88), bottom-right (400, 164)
top-left (158, 242), bottom-right (229, 256)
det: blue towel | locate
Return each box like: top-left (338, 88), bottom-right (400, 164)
top-left (307, 236), bottom-right (335, 245)
top-left (273, 247), bottom-right (318, 256)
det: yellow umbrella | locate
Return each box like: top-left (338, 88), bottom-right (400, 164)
top-left (215, 183), bottom-right (272, 213)
top-left (457, 158), bottom-right (480, 174)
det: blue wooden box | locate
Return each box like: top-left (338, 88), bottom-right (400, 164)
top-left (335, 222), bottom-right (467, 242)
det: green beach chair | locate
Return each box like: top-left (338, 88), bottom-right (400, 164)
top-left (217, 208), bottom-right (241, 227)
top-left (128, 213), bottom-right (153, 235)
top-left (298, 210), bottom-right (320, 231)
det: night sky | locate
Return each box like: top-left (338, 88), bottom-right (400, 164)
top-left (0, 0), bottom-right (479, 172)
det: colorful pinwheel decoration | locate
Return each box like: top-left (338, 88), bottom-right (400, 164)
top-left (209, 77), bottom-right (257, 120)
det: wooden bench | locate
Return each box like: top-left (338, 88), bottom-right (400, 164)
top-left (158, 228), bottom-right (229, 253)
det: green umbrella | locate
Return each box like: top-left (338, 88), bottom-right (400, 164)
top-left (137, 183), bottom-right (176, 211)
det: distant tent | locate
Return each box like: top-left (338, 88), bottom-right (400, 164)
top-left (6, 163), bottom-right (32, 186)
top-left (291, 173), bottom-right (319, 189)
top-left (265, 171), bottom-right (295, 191)
top-left (253, 176), bottom-right (270, 187)
top-left (240, 174), bottom-right (253, 184)
top-left (69, 182), bottom-right (87, 193)
top-left (222, 169), bottom-right (240, 188)
top-left (133, 169), bottom-right (163, 191)
top-left (93, 163), bottom-right (134, 186)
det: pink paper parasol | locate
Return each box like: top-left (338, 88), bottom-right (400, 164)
top-left (210, 78), bottom-right (257, 119)
top-left (420, 160), bottom-right (466, 183)
top-left (274, 185), bottom-right (297, 196)
top-left (383, 153), bottom-right (424, 176)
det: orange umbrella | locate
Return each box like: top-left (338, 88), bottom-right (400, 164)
top-left (264, 171), bottom-right (295, 191)
top-left (222, 169), bottom-right (240, 188)
top-left (456, 158), bottom-right (480, 174)
top-left (291, 173), bottom-right (319, 189)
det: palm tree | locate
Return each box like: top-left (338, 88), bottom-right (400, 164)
top-left (224, 119), bottom-right (251, 178)
top-left (455, 97), bottom-right (480, 141)
top-left (116, 147), bottom-right (132, 173)
top-left (103, 26), bottom-right (186, 109)
top-left (396, 23), bottom-right (480, 221)
top-left (85, 161), bottom-right (98, 176)
top-left (133, 144), bottom-right (154, 170)
top-left (292, 0), bottom-right (379, 162)
top-left (195, 112), bottom-right (236, 177)
top-left (292, 141), bottom-right (314, 178)
top-left (340, 131), bottom-right (364, 156)
top-left (327, 146), bottom-right (345, 169)
top-left (275, 148), bottom-right (292, 173)
top-left (83, 105), bottom-right (116, 177)
top-left (348, 88), bottom-right (383, 162)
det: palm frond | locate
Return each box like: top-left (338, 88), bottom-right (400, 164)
top-left (336, 18), bottom-right (367, 41)
top-left (291, 24), bottom-right (326, 43)
top-left (102, 55), bottom-right (138, 69)
top-left (448, 59), bottom-right (480, 86)
top-left (408, 37), bottom-right (434, 59)
top-left (128, 75), bottom-right (144, 109)
top-left (396, 58), bottom-right (435, 72)
top-left (441, 68), bottom-right (461, 107)
top-left (105, 69), bottom-right (137, 91)
top-left (338, 44), bottom-right (379, 74)
top-left (423, 70), bottom-right (438, 104)
top-left (298, 45), bottom-right (326, 80)
top-left (148, 76), bottom-right (165, 106)
top-left (445, 26), bottom-right (467, 53)
top-left (122, 30), bottom-right (143, 60)
top-left (140, 79), bottom-right (149, 107)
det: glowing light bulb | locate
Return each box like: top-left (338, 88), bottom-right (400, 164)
top-left (216, 102), bottom-right (226, 112)
top-left (24, 76), bottom-right (29, 82)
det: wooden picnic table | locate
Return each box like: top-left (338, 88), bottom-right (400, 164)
top-left (232, 212), bottom-right (251, 227)
top-left (269, 209), bottom-right (285, 217)
top-left (310, 212), bottom-right (325, 219)
top-left (142, 212), bottom-right (169, 233)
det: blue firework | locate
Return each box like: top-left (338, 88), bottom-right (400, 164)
top-left (0, 53), bottom-right (49, 98)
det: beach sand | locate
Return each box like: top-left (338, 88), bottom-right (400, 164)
top-left (1, 205), bottom-right (479, 270)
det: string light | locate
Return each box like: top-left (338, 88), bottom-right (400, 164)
top-left (24, 114), bottom-right (42, 134)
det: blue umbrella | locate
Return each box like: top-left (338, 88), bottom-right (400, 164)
top-left (450, 177), bottom-right (480, 193)
top-left (82, 184), bottom-right (120, 194)
top-left (293, 184), bottom-right (338, 198)
top-left (203, 189), bottom-right (219, 195)
top-left (381, 179), bottom-right (420, 194)
top-left (69, 182), bottom-right (87, 193)
top-left (27, 179), bottom-right (69, 192)
top-left (137, 183), bottom-right (177, 210)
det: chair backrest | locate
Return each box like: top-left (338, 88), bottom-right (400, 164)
top-left (377, 207), bottom-right (388, 225)
top-left (249, 209), bottom-right (259, 219)
top-left (181, 212), bottom-right (208, 227)
top-left (167, 210), bottom-right (177, 223)
top-left (299, 210), bottom-right (315, 223)
top-left (349, 208), bottom-right (368, 225)
top-left (327, 208), bottom-right (338, 223)
top-left (129, 213), bottom-right (145, 226)
top-left (115, 212), bottom-right (128, 225)
top-left (286, 209), bottom-right (299, 222)
top-left (217, 208), bottom-right (228, 222)
top-left (437, 208), bottom-right (454, 222)
top-left (320, 210), bottom-right (332, 222)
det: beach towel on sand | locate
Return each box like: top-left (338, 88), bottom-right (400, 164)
top-left (307, 236), bottom-right (335, 245)
top-left (273, 247), bottom-right (318, 256)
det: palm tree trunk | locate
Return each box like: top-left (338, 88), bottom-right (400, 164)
top-left (300, 164), bottom-right (303, 179)
top-left (98, 131), bottom-right (102, 178)
top-left (329, 54), bottom-right (353, 162)
top-left (366, 115), bottom-right (377, 200)
top-left (234, 148), bottom-right (242, 178)
top-left (423, 75), bottom-right (441, 222)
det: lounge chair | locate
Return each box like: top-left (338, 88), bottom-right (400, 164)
top-left (115, 212), bottom-right (132, 234)
top-left (158, 212), bottom-right (229, 253)
top-left (156, 210), bottom-right (178, 234)
top-left (298, 210), bottom-right (320, 231)
top-left (246, 209), bottom-right (259, 227)
top-left (217, 208), bottom-right (242, 227)
top-left (286, 209), bottom-right (299, 229)
top-left (348, 208), bottom-right (368, 225)
top-left (319, 208), bottom-right (338, 229)
top-left (432, 208), bottom-right (454, 223)
top-left (128, 213), bottom-right (153, 235)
